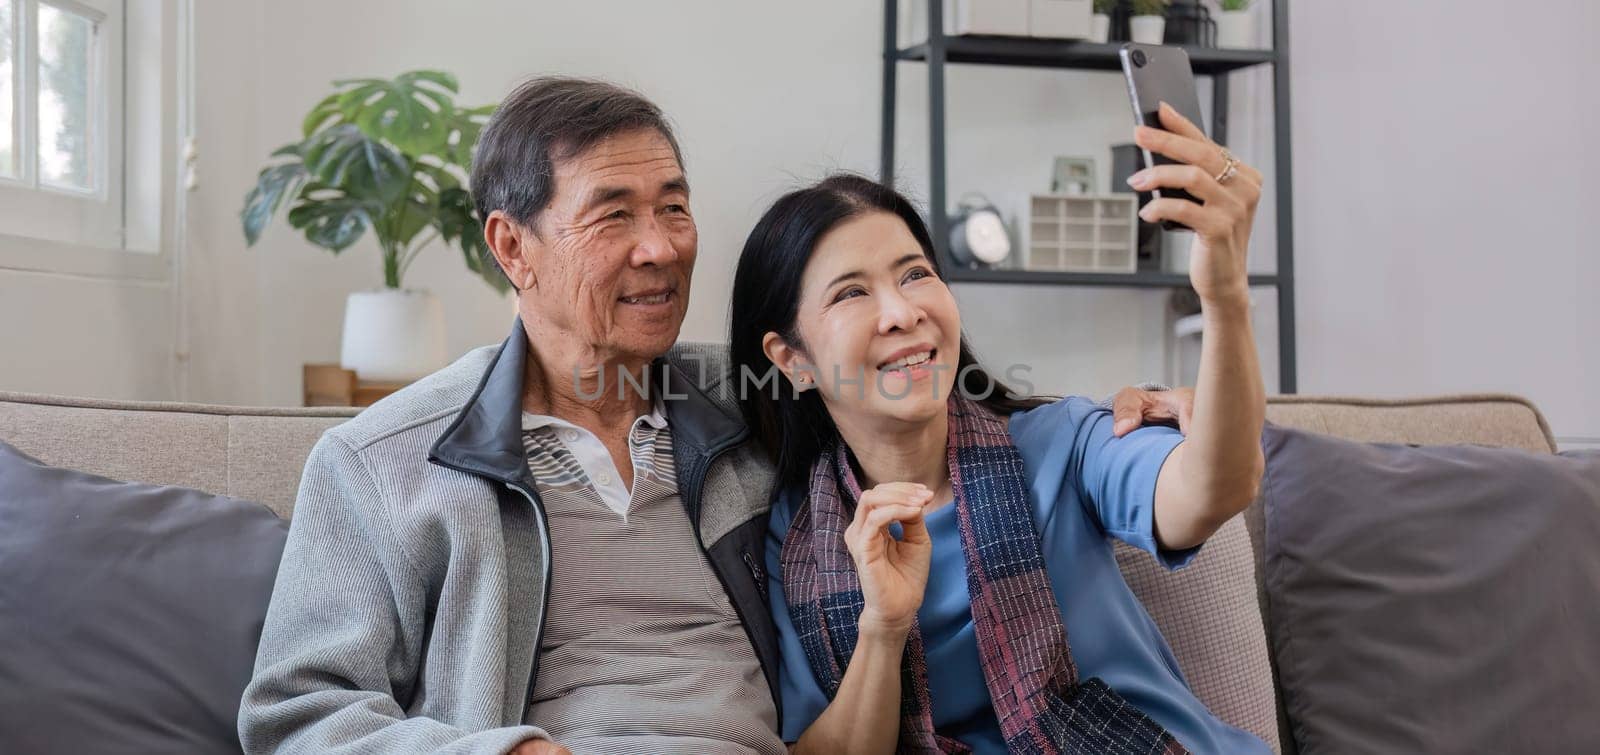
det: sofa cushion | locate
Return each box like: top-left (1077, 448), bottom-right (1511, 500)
top-left (0, 441), bottom-right (288, 753)
top-left (1115, 517), bottom-right (1281, 751)
top-left (1259, 425), bottom-right (1600, 754)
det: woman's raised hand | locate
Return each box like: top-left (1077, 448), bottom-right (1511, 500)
top-left (1129, 102), bottom-right (1263, 307)
top-left (845, 482), bottom-right (935, 636)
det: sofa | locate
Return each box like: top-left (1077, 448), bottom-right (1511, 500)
top-left (0, 386), bottom-right (1565, 753)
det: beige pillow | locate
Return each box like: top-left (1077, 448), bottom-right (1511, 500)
top-left (1116, 515), bottom-right (1282, 752)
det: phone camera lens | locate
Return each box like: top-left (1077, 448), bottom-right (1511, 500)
top-left (1131, 49), bottom-right (1148, 67)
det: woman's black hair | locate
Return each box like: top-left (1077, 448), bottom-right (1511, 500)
top-left (728, 173), bottom-right (1048, 491)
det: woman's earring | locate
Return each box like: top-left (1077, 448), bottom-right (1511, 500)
top-left (793, 373), bottom-right (815, 392)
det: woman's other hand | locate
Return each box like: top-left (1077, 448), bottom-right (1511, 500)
top-left (845, 482), bottom-right (935, 636)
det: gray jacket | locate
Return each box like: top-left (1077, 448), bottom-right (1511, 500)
top-left (239, 319), bottom-right (780, 753)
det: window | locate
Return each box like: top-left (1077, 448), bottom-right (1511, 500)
top-left (0, 1), bottom-right (13, 179)
top-left (0, 0), bottom-right (128, 255)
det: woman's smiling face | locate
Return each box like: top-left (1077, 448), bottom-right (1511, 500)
top-left (764, 210), bottom-right (963, 428)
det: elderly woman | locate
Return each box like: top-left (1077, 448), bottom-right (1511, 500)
top-left (728, 105), bottom-right (1271, 754)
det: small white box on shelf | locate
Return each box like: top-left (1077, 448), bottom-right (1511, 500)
top-left (1029, 0), bottom-right (1092, 39)
top-left (1024, 194), bottom-right (1139, 273)
top-left (900, 0), bottom-right (1031, 46)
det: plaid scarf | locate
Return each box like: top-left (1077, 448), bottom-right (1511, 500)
top-left (779, 395), bottom-right (1188, 754)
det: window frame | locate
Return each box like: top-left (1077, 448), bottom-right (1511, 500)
top-left (0, 0), bottom-right (179, 281)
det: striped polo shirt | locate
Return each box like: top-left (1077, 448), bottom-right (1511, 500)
top-left (520, 404), bottom-right (782, 754)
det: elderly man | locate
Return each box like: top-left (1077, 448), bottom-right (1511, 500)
top-left (238, 77), bottom-right (1192, 754)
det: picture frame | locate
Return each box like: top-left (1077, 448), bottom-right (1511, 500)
top-left (1051, 156), bottom-right (1096, 195)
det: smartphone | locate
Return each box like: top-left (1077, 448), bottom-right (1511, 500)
top-left (1119, 43), bottom-right (1207, 230)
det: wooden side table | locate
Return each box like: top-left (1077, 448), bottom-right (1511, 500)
top-left (303, 364), bottom-right (411, 407)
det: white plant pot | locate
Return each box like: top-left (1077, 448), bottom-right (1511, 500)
top-left (1130, 15), bottom-right (1166, 44)
top-left (340, 289), bottom-right (447, 382)
top-left (1216, 9), bottom-right (1256, 48)
top-left (1090, 13), bottom-right (1111, 42)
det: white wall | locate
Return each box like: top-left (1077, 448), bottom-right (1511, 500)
top-left (0, 269), bottom-right (172, 398)
top-left (1289, 0), bottom-right (1600, 447)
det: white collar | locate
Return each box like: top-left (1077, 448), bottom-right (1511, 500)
top-left (520, 397), bottom-right (668, 433)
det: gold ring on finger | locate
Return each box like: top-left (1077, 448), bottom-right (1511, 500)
top-left (1215, 150), bottom-right (1240, 185)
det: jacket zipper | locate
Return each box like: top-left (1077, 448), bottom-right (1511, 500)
top-left (683, 435), bottom-right (783, 719)
top-left (506, 481), bottom-right (553, 710)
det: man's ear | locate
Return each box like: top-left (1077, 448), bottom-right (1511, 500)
top-left (761, 332), bottom-right (816, 392)
top-left (485, 210), bottom-right (538, 291)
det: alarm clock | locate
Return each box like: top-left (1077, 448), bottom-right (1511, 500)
top-left (948, 195), bottom-right (1011, 268)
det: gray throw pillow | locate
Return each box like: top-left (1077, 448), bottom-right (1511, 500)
top-left (0, 441), bottom-right (288, 754)
top-left (1259, 426), bottom-right (1600, 754)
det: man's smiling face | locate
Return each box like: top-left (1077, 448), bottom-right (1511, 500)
top-left (520, 128), bottom-right (697, 364)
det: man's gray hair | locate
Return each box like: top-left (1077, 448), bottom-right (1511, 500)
top-left (469, 77), bottom-right (684, 268)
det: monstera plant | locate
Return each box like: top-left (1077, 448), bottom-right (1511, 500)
top-left (242, 70), bottom-right (503, 292)
top-left (241, 71), bottom-right (505, 382)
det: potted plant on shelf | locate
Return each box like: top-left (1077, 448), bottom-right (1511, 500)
top-left (1129, 0), bottom-right (1169, 44)
top-left (1216, 0), bottom-right (1255, 48)
top-left (1092, 0), bottom-right (1115, 42)
top-left (241, 70), bottom-right (506, 382)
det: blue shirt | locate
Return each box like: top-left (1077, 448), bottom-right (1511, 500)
top-left (765, 397), bottom-right (1270, 754)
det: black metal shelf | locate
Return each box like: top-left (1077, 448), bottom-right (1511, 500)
top-left (895, 38), bottom-right (1277, 75)
top-left (943, 269), bottom-right (1278, 288)
top-left (879, 0), bottom-right (1298, 392)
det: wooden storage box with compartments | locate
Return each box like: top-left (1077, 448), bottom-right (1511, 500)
top-left (1024, 194), bottom-right (1139, 273)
